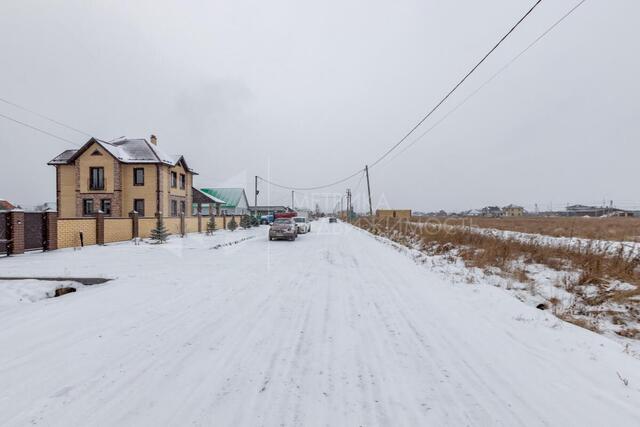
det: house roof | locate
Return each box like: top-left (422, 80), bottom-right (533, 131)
top-left (200, 188), bottom-right (248, 209)
top-left (503, 204), bottom-right (524, 210)
top-left (192, 187), bottom-right (226, 205)
top-left (0, 199), bottom-right (16, 210)
top-left (566, 204), bottom-right (598, 211)
top-left (48, 137), bottom-right (197, 173)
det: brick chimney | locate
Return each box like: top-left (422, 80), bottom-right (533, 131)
top-left (150, 134), bottom-right (157, 145)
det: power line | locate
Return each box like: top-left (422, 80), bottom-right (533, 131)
top-left (369, 0), bottom-right (543, 168)
top-left (0, 112), bottom-right (81, 147)
top-left (258, 0), bottom-right (544, 191)
top-left (378, 0), bottom-right (588, 169)
top-left (258, 168), bottom-right (364, 191)
top-left (0, 96), bottom-right (93, 137)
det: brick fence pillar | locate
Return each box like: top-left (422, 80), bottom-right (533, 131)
top-left (130, 210), bottom-right (139, 238)
top-left (180, 212), bottom-right (186, 237)
top-left (223, 214), bottom-right (227, 229)
top-left (197, 212), bottom-right (202, 233)
top-left (7, 210), bottom-right (25, 255)
top-left (43, 210), bottom-right (58, 251)
top-left (96, 211), bottom-right (105, 245)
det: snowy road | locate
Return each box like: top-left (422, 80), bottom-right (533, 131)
top-left (1, 220), bottom-right (639, 426)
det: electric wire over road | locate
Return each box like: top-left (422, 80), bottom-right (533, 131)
top-left (257, 0), bottom-right (587, 192)
top-left (1, 0), bottom-right (588, 198)
top-left (0, 112), bottom-right (82, 147)
top-left (0, 96), bottom-right (93, 138)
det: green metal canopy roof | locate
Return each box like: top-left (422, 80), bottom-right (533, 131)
top-left (200, 188), bottom-right (247, 209)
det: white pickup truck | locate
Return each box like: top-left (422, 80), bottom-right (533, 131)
top-left (293, 216), bottom-right (311, 234)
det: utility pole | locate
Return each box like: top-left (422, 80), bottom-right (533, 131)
top-left (291, 190), bottom-right (294, 210)
top-left (254, 176), bottom-right (259, 216)
top-left (346, 188), bottom-right (352, 222)
top-left (365, 165), bottom-right (373, 216)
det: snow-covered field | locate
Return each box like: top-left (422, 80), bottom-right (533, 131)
top-left (468, 226), bottom-right (640, 257)
top-left (1, 219), bottom-right (639, 426)
top-left (411, 221), bottom-right (640, 257)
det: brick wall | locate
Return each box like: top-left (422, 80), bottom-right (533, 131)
top-left (58, 218), bottom-right (97, 248)
top-left (104, 218), bottom-right (133, 243)
top-left (185, 217), bottom-right (198, 233)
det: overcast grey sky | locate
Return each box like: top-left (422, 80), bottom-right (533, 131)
top-left (1, 0), bottom-right (638, 212)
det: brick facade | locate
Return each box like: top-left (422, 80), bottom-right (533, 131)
top-left (7, 211), bottom-right (25, 255)
top-left (113, 159), bottom-right (123, 217)
top-left (44, 211), bottom-right (58, 251)
top-left (96, 212), bottom-right (105, 245)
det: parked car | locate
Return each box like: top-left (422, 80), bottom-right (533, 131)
top-left (329, 217), bottom-right (337, 223)
top-left (293, 216), bottom-right (310, 234)
top-left (260, 214), bottom-right (274, 224)
top-left (269, 218), bottom-right (297, 241)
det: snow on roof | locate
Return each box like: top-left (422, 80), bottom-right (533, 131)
top-left (192, 188), bottom-right (226, 204)
top-left (48, 149), bottom-right (78, 164)
top-left (48, 138), bottom-right (196, 173)
top-left (200, 188), bottom-right (247, 209)
top-left (0, 199), bottom-right (16, 210)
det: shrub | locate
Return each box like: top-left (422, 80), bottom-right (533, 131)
top-left (240, 215), bottom-right (252, 229)
top-left (227, 217), bottom-right (238, 231)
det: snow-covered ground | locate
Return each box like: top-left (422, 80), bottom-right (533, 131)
top-left (1, 220), bottom-right (639, 426)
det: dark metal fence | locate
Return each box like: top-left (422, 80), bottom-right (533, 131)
top-left (0, 213), bottom-right (6, 254)
top-left (24, 212), bottom-right (44, 251)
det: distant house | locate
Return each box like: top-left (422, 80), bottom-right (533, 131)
top-left (375, 209), bottom-right (412, 219)
top-left (199, 188), bottom-right (250, 215)
top-left (564, 204), bottom-right (633, 217)
top-left (481, 206), bottom-right (502, 217)
top-left (0, 199), bottom-right (17, 211)
top-left (502, 204), bottom-right (525, 217)
top-left (192, 188), bottom-right (225, 216)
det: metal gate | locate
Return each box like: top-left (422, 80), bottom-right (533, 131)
top-left (0, 213), bottom-right (6, 254)
top-left (24, 212), bottom-right (44, 251)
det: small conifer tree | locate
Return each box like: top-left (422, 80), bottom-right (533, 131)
top-left (206, 216), bottom-right (216, 235)
top-left (227, 216), bottom-right (238, 231)
top-left (150, 215), bottom-right (170, 243)
top-left (240, 215), bottom-right (252, 229)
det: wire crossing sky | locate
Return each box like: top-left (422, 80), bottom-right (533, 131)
top-left (1, 0), bottom-right (637, 211)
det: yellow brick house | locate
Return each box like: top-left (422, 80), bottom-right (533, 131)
top-left (48, 135), bottom-right (196, 219)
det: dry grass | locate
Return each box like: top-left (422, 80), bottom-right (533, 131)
top-left (355, 217), bottom-right (640, 335)
top-left (413, 216), bottom-right (640, 242)
top-left (357, 218), bottom-right (640, 284)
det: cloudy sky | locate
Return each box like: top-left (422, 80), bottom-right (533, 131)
top-left (1, 0), bottom-right (638, 213)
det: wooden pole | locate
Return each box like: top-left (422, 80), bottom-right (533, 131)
top-left (365, 165), bottom-right (373, 216)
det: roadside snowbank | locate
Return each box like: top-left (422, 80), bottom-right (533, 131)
top-left (0, 280), bottom-right (85, 307)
